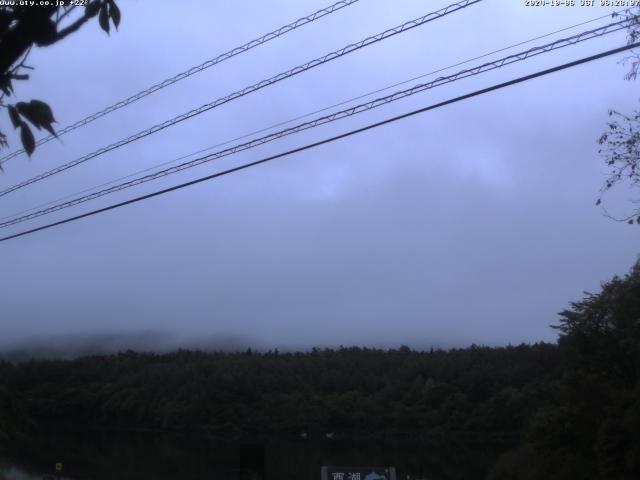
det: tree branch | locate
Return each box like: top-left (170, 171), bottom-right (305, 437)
top-left (55, 6), bottom-right (77, 26)
top-left (40, 2), bottom-right (101, 46)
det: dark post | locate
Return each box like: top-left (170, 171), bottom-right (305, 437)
top-left (239, 443), bottom-right (264, 480)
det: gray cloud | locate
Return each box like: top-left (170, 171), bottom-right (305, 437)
top-left (1, 0), bottom-right (639, 355)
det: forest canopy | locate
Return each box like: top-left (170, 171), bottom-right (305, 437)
top-left (1, 258), bottom-right (639, 479)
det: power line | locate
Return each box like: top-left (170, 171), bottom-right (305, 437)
top-left (4, 8), bottom-right (621, 224)
top-left (1, 41), bottom-right (637, 243)
top-left (0, 18), bottom-right (629, 229)
top-left (0, 0), bottom-right (362, 166)
top-left (0, 19), bottom-right (628, 227)
top-left (0, 0), bottom-right (482, 198)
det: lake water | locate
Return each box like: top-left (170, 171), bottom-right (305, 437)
top-left (0, 430), bottom-right (500, 480)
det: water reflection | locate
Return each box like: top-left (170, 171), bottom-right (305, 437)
top-left (0, 430), bottom-right (502, 479)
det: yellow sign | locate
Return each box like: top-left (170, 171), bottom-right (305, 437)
top-left (55, 463), bottom-right (63, 472)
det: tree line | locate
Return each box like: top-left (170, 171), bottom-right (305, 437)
top-left (1, 259), bottom-right (639, 479)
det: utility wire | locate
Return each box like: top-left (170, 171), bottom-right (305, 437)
top-left (0, 7), bottom-right (630, 222)
top-left (0, 19), bottom-right (629, 229)
top-left (0, 0), bottom-right (482, 198)
top-left (0, 0), bottom-right (362, 166)
top-left (1, 41), bottom-right (637, 243)
top-left (2, 9), bottom-right (625, 224)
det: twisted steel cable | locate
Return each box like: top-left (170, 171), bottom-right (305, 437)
top-left (2, 9), bottom-right (624, 224)
top-left (0, 0), bottom-right (482, 198)
top-left (2, 41), bottom-right (638, 243)
top-left (0, 18), bottom-right (630, 230)
top-left (0, 0), bottom-right (361, 166)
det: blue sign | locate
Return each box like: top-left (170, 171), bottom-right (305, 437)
top-left (321, 466), bottom-right (396, 480)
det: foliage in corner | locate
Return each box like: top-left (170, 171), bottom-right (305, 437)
top-left (597, 8), bottom-right (640, 223)
top-left (0, 1), bottom-right (120, 163)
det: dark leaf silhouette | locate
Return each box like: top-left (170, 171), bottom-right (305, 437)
top-left (16, 102), bottom-right (41, 130)
top-left (86, 1), bottom-right (102, 17)
top-left (7, 105), bottom-right (21, 129)
top-left (109, 0), bottom-right (121, 29)
top-left (28, 100), bottom-right (56, 137)
top-left (28, 100), bottom-right (55, 124)
top-left (99, 5), bottom-right (110, 34)
top-left (20, 124), bottom-right (35, 156)
top-left (15, 100), bottom-right (57, 137)
top-left (0, 76), bottom-right (12, 96)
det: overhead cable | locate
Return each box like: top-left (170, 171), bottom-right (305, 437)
top-left (0, 18), bottom-right (629, 230)
top-left (0, 0), bottom-right (482, 198)
top-left (1, 41), bottom-right (637, 243)
top-left (0, 0), bottom-right (362, 166)
top-left (2, 9), bottom-right (625, 224)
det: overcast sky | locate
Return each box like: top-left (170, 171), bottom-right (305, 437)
top-left (0, 0), bottom-right (639, 353)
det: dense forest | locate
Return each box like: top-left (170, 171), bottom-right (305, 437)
top-left (1, 260), bottom-right (639, 479)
